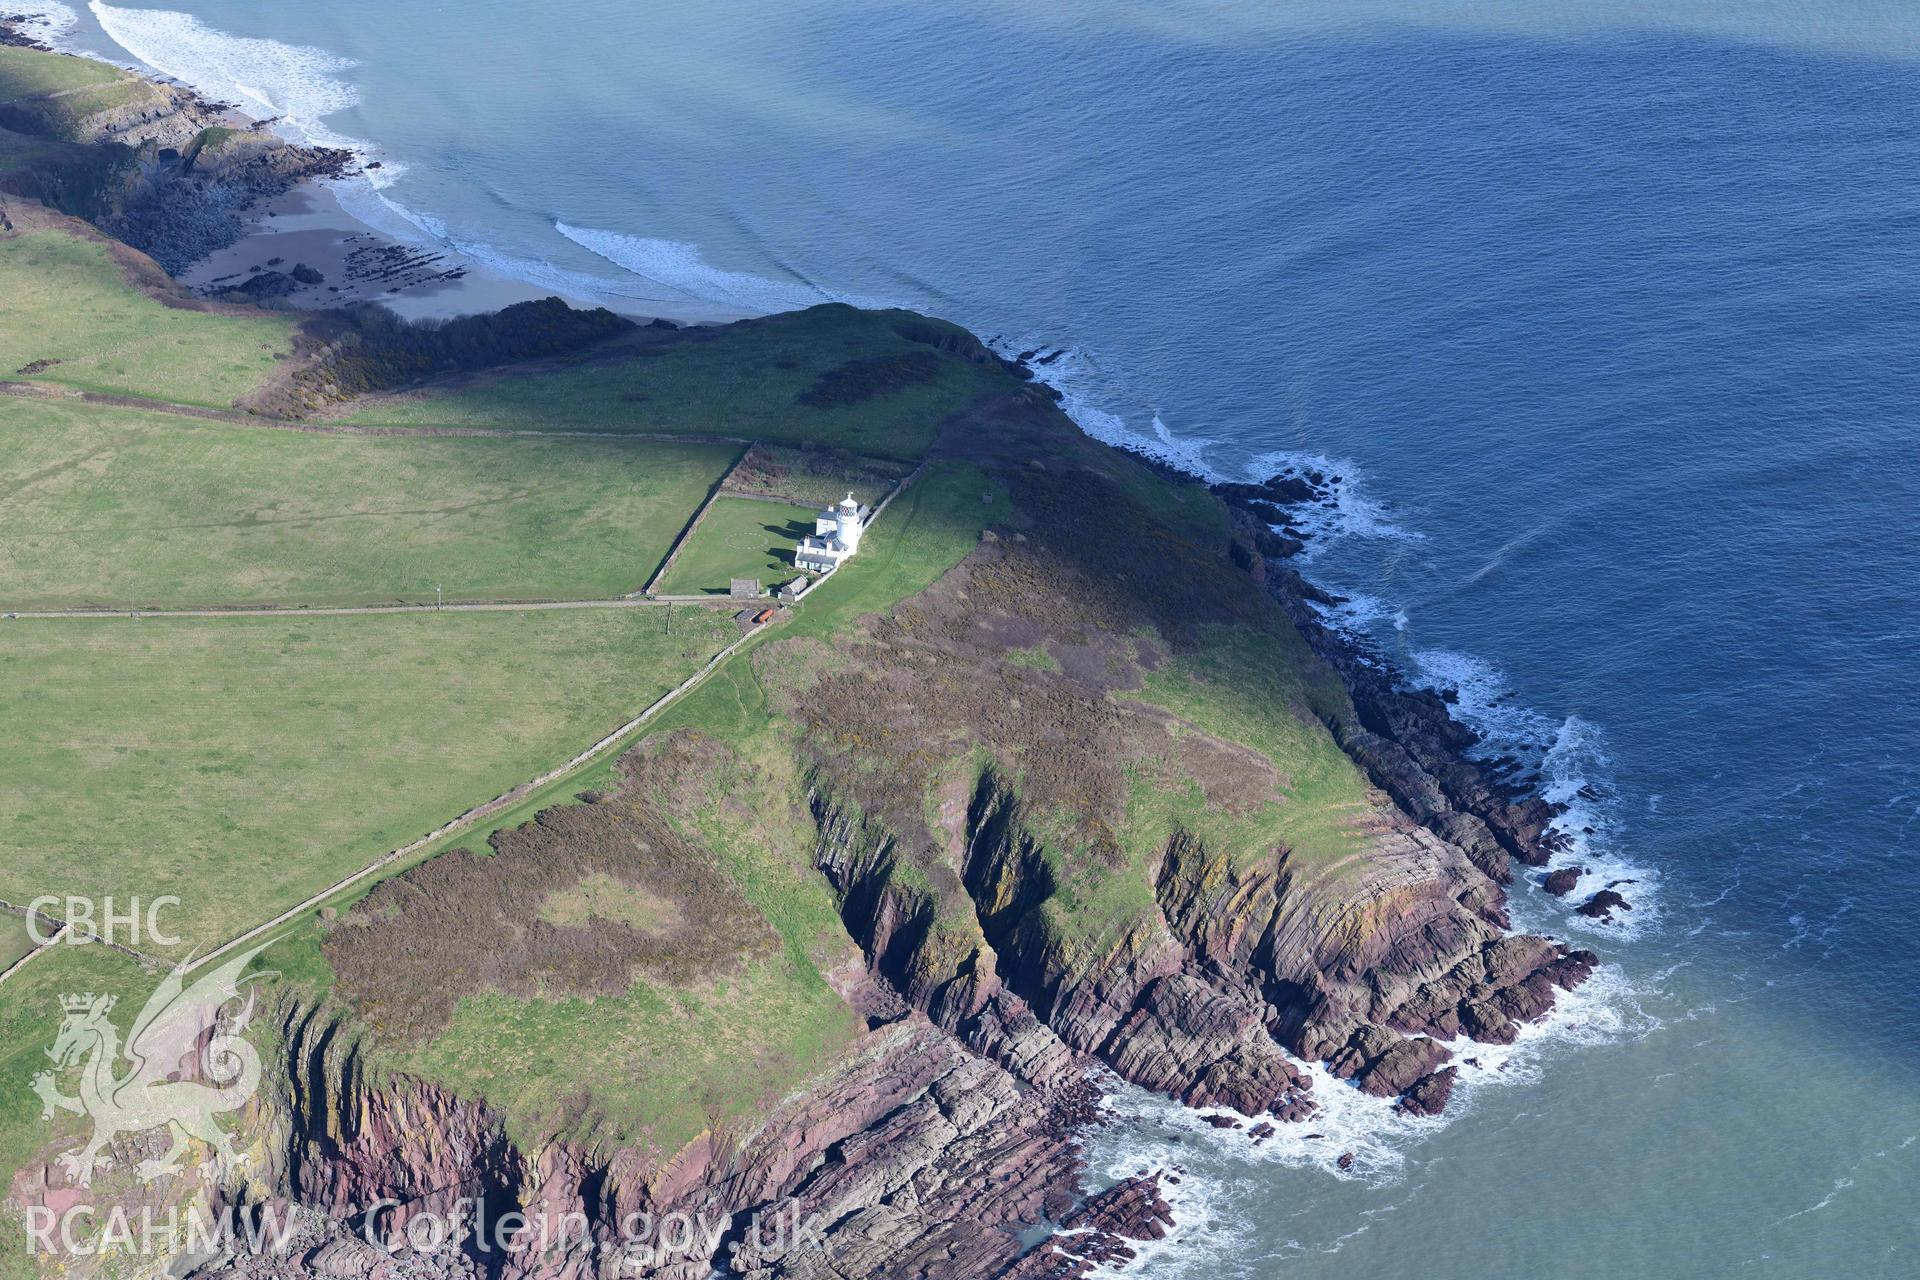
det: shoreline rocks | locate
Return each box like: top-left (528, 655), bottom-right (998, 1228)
top-left (1577, 888), bottom-right (1633, 921)
top-left (1544, 865), bottom-right (1585, 896)
top-left (0, 15), bottom-right (354, 271)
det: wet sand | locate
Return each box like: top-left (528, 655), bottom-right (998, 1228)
top-left (176, 183), bottom-right (751, 326)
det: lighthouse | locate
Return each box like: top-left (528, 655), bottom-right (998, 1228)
top-left (833, 493), bottom-right (865, 553)
top-left (795, 492), bottom-right (871, 573)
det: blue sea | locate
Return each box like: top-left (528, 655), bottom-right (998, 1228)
top-left (27, 1), bottom-right (1919, 1273)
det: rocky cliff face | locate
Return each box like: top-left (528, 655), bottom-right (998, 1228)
top-left (812, 747), bottom-right (1591, 1129)
top-left (211, 999), bottom-right (1122, 1280)
top-left (785, 452), bottom-right (1595, 1135)
top-left (0, 21), bottom-right (351, 268)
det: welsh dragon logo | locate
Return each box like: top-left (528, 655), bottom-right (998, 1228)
top-left (29, 944), bottom-right (270, 1186)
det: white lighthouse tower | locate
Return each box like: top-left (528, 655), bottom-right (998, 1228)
top-left (795, 492), bottom-right (871, 573)
top-left (833, 493), bottom-right (865, 553)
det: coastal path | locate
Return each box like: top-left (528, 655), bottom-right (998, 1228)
top-left (1, 595), bottom-right (744, 620)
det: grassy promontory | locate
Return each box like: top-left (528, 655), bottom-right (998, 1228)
top-left (0, 37), bottom-right (1569, 1276)
top-left (0, 186), bottom-right (1371, 1167)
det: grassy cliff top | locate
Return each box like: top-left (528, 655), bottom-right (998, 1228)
top-left (0, 226), bottom-right (294, 404)
top-left (343, 305), bottom-right (1016, 460)
top-left (0, 45), bottom-right (127, 103)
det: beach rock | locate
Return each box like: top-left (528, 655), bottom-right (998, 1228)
top-left (300, 1238), bottom-right (398, 1280)
top-left (0, 55), bottom-right (352, 269)
top-left (1325, 1024), bottom-right (1450, 1097)
top-left (259, 1009), bottom-right (1105, 1280)
top-left (1099, 972), bottom-right (1314, 1116)
top-left (1213, 474), bottom-right (1322, 508)
top-left (1576, 889), bottom-right (1632, 921)
top-left (1544, 866), bottom-right (1584, 896)
top-left (1548, 949), bottom-right (1600, 988)
top-left (1002, 1174), bottom-right (1175, 1278)
top-left (1396, 1066), bottom-right (1458, 1117)
top-left (227, 270), bottom-right (298, 299)
top-left (1256, 526), bottom-right (1305, 558)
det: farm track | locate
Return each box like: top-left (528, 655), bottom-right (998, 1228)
top-left (0, 380), bottom-right (749, 444)
top-left (2, 596), bottom-right (742, 619)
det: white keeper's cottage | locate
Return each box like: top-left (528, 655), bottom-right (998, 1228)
top-left (795, 492), bottom-right (870, 573)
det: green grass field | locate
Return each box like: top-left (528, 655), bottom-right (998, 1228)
top-left (0, 606), bottom-right (736, 954)
top-left (0, 398), bottom-right (737, 607)
top-left (0, 230), bottom-right (293, 405)
top-left (402, 953), bottom-right (858, 1155)
top-left (656, 496), bottom-right (813, 595)
top-left (345, 462), bottom-right (1009, 862)
top-left (1132, 622), bottom-right (1372, 867)
top-left (346, 306), bottom-right (1018, 460)
top-left (0, 915), bottom-right (35, 971)
top-left (0, 46), bottom-right (126, 102)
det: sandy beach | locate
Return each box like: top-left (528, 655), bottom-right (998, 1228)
top-left (4, 5), bottom-right (756, 327)
top-left (176, 182), bottom-right (753, 326)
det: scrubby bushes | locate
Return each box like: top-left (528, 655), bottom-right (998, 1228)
top-left (796, 349), bottom-right (942, 407)
top-left (266, 297), bottom-right (634, 414)
top-left (325, 732), bottom-right (773, 1042)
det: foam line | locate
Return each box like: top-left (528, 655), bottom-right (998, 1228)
top-left (554, 221), bottom-right (900, 313)
top-left (6, 2), bottom-right (83, 48)
top-left (86, 2), bottom-right (399, 184)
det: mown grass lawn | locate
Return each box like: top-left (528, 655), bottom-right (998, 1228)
top-left (0, 399), bottom-right (737, 608)
top-left (0, 606), bottom-right (736, 955)
top-left (0, 230), bottom-right (292, 406)
top-left (656, 496), bottom-right (813, 595)
top-left (344, 305), bottom-right (1019, 461)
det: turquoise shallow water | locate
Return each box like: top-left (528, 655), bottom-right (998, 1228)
top-left (32, 1), bottom-right (1920, 1273)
